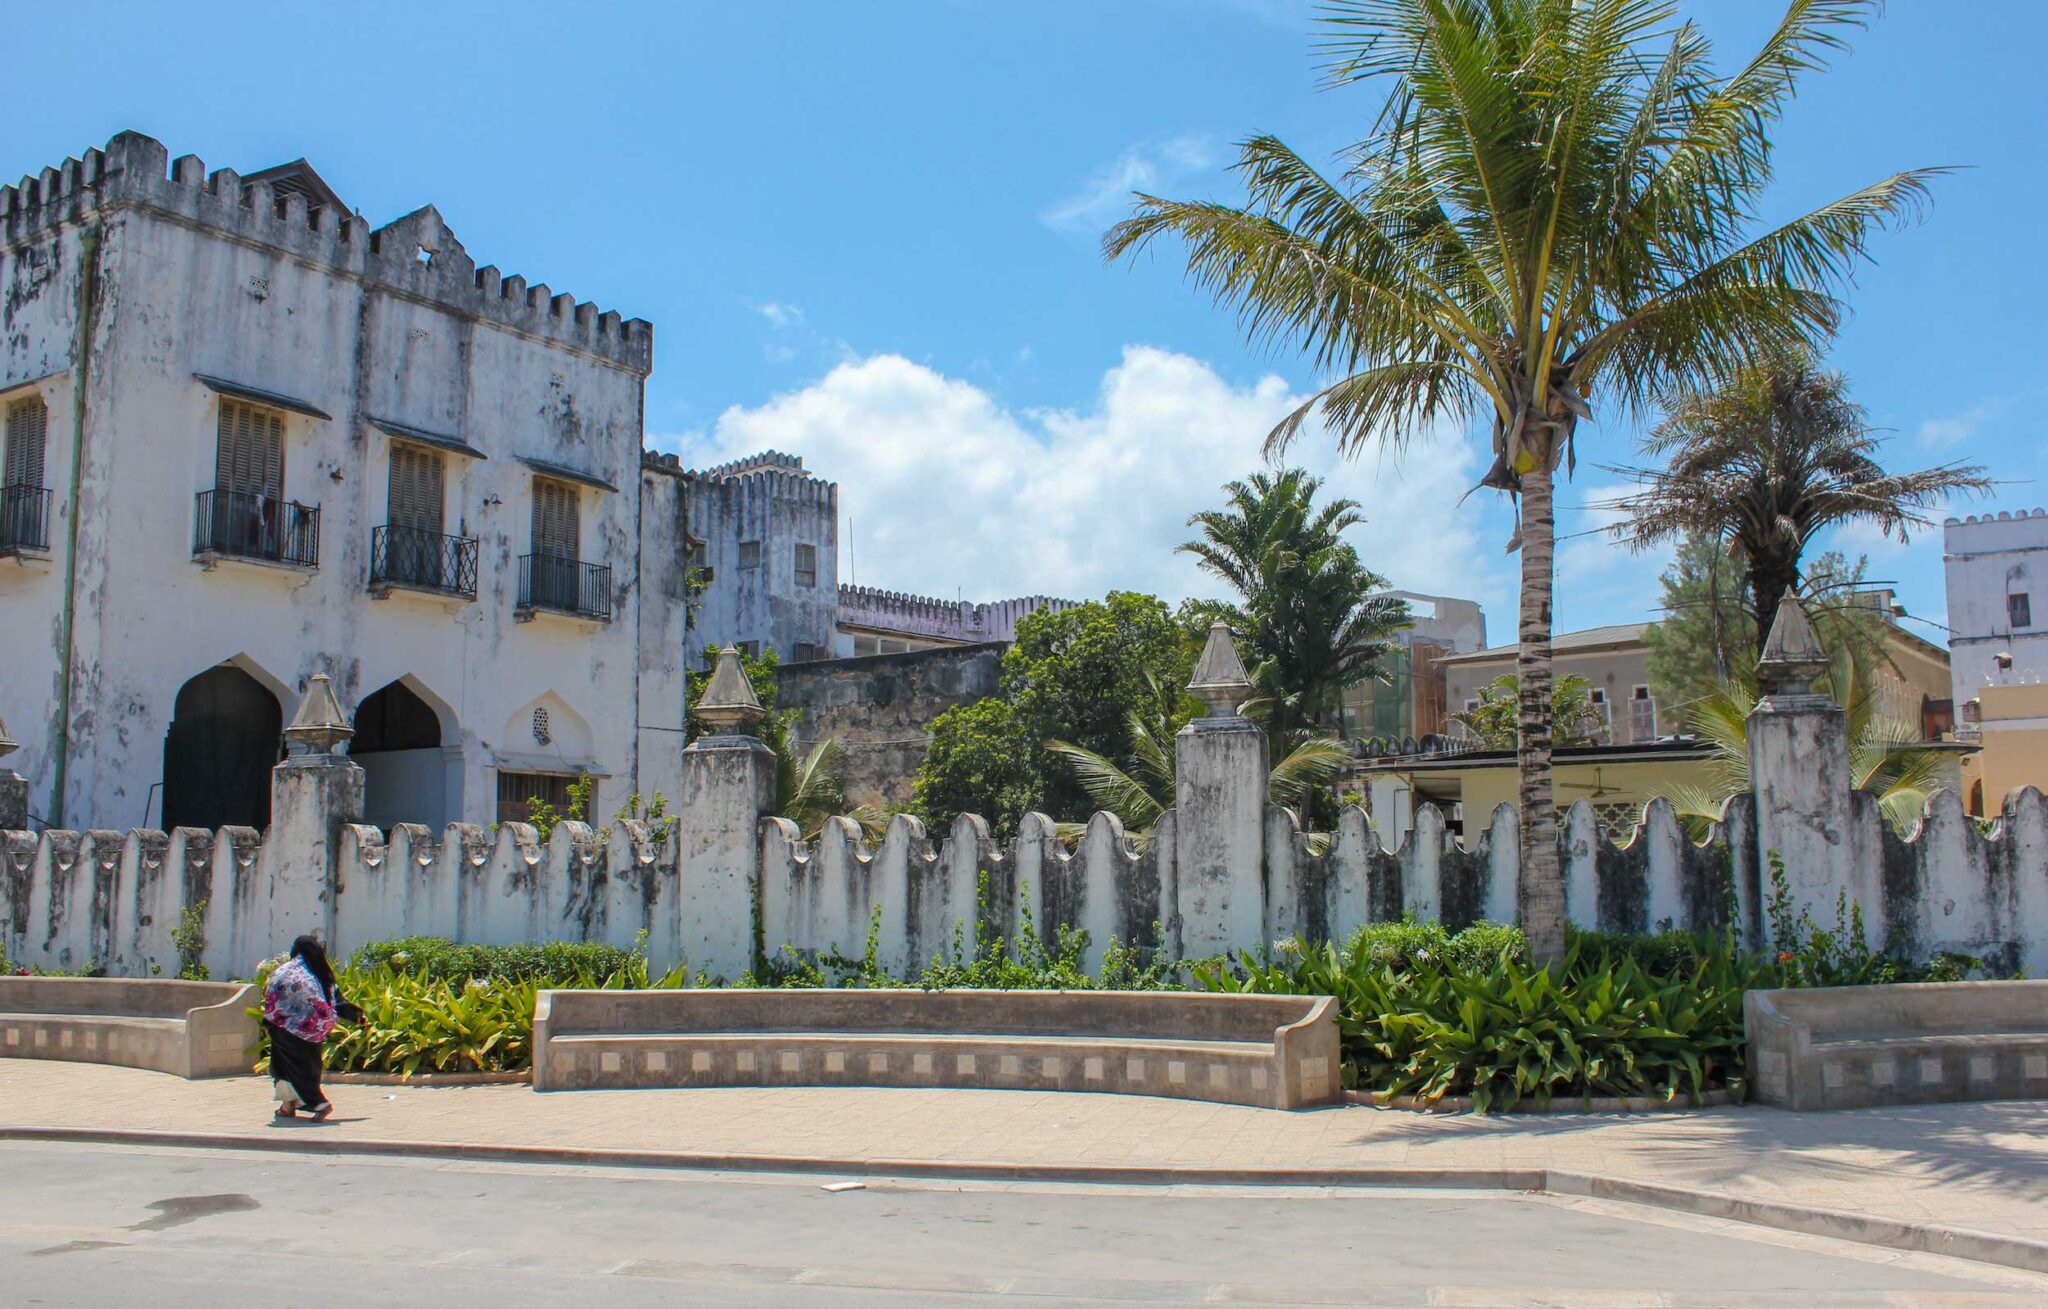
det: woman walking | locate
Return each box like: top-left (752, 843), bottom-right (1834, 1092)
top-left (263, 935), bottom-right (362, 1121)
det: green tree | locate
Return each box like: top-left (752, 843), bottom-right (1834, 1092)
top-left (1104, 0), bottom-right (1935, 962)
top-left (911, 595), bottom-right (1200, 834)
top-left (911, 698), bottom-right (1044, 840)
top-left (1003, 592), bottom-right (1200, 818)
top-left (1613, 353), bottom-right (1990, 642)
top-left (1180, 469), bottom-right (1411, 735)
top-left (1643, 537), bottom-right (1887, 714)
top-left (1453, 673), bottom-right (1603, 751)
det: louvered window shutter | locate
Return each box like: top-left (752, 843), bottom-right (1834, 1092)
top-left (531, 478), bottom-right (579, 561)
top-left (388, 445), bottom-right (444, 533)
top-left (4, 397), bottom-right (47, 488)
top-left (216, 400), bottom-right (284, 499)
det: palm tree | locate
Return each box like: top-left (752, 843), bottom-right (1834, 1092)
top-left (1104, 0), bottom-right (1937, 963)
top-left (1610, 352), bottom-right (1991, 642)
top-left (1666, 653), bottom-right (1948, 841)
top-left (1181, 470), bottom-right (1411, 736)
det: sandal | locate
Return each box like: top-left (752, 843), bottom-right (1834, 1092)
top-left (274, 1106), bottom-right (296, 1121)
top-left (306, 1103), bottom-right (333, 1121)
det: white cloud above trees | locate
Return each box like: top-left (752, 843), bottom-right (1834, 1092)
top-left (656, 346), bottom-right (1519, 622)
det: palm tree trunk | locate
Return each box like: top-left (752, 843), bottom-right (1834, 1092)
top-left (1749, 549), bottom-right (1799, 654)
top-left (1517, 462), bottom-right (1565, 966)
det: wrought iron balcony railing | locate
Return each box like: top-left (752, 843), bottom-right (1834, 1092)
top-left (0, 484), bottom-right (50, 554)
top-left (192, 489), bottom-right (321, 568)
top-left (518, 552), bottom-right (612, 621)
top-left (370, 523), bottom-right (479, 599)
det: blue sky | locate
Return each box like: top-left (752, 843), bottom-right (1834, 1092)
top-left (11, 1), bottom-right (2043, 643)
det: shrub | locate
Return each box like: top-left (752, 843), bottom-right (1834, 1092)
top-left (1195, 927), bottom-right (1764, 1112)
top-left (352, 937), bottom-right (644, 986)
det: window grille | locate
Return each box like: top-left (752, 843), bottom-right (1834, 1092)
top-left (794, 543), bottom-right (817, 587)
top-left (496, 770), bottom-right (594, 825)
top-left (2010, 593), bottom-right (2033, 630)
top-left (738, 540), bottom-right (762, 569)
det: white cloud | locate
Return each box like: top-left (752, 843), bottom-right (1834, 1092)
top-left (656, 347), bottom-right (1518, 622)
top-left (753, 302), bottom-right (805, 329)
top-left (1917, 401), bottom-right (1997, 450)
top-left (1041, 136), bottom-right (1219, 233)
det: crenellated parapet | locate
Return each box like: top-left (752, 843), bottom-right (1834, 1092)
top-left (0, 132), bottom-right (652, 373)
top-left (835, 585), bottom-right (1076, 643)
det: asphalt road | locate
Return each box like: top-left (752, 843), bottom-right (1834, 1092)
top-left (2, 1143), bottom-right (2042, 1307)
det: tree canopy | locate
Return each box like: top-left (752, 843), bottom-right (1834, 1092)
top-left (1180, 469), bottom-right (1410, 735)
top-left (1103, 0), bottom-right (1937, 963)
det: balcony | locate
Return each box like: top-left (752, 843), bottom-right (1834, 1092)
top-left (0, 485), bottom-right (50, 554)
top-left (369, 524), bottom-right (479, 599)
top-left (193, 489), bottom-right (321, 569)
top-left (518, 552), bottom-right (612, 622)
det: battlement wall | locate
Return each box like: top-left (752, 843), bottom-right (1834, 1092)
top-left (0, 132), bottom-right (652, 373)
top-left (836, 586), bottom-right (1076, 642)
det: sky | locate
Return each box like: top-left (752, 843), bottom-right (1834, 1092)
top-left (10, 0), bottom-right (2044, 646)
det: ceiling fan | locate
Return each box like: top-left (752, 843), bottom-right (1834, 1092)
top-left (1557, 768), bottom-right (1623, 799)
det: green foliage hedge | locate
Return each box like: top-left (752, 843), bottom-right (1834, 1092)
top-left (253, 910), bottom-right (2003, 1104)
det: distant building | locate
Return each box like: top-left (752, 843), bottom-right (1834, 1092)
top-left (1945, 509), bottom-right (2048, 701)
top-left (656, 450), bottom-right (841, 666)
top-left (833, 587), bottom-right (1076, 657)
top-left (1360, 612), bottom-right (1958, 843)
top-left (1959, 683), bottom-right (2048, 817)
top-left (1338, 591), bottom-right (1487, 741)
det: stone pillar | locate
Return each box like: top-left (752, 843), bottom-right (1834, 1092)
top-left (266, 673), bottom-right (364, 966)
top-left (0, 713), bottom-right (26, 830)
top-left (680, 647), bottom-right (777, 981)
top-left (1173, 622), bottom-right (1268, 958)
top-left (1746, 590), bottom-right (1864, 943)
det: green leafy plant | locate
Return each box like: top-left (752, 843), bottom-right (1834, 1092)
top-left (524, 774), bottom-right (593, 843)
top-left (171, 900), bottom-right (209, 981)
top-left (618, 791), bottom-right (677, 845)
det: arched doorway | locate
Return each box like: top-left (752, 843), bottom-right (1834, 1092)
top-left (354, 679), bottom-right (452, 830)
top-left (162, 665), bottom-right (283, 831)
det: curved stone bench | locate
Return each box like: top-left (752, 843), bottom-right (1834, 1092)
top-left (1746, 980), bottom-right (2048, 1110)
top-left (533, 989), bottom-right (1342, 1109)
top-left (0, 977), bottom-right (260, 1079)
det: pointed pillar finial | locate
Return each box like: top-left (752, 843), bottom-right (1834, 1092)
top-left (1187, 621), bottom-right (1253, 719)
top-left (283, 672), bottom-right (354, 756)
top-left (696, 645), bottom-right (765, 734)
top-left (1756, 588), bottom-right (1830, 696)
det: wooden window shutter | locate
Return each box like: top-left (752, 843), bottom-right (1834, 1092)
top-left (531, 478), bottom-right (578, 560)
top-left (4, 396), bottom-right (47, 488)
top-left (216, 399), bottom-right (284, 499)
top-left (387, 445), bottom-right (444, 533)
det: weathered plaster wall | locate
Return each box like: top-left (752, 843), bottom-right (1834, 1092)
top-left (775, 643), bottom-right (1005, 809)
top-left (666, 451), bottom-right (838, 666)
top-left (1944, 509), bottom-right (2048, 703)
top-left (1, 132), bottom-right (683, 832)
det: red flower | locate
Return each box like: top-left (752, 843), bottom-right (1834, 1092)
top-left (1776, 951), bottom-right (1794, 963)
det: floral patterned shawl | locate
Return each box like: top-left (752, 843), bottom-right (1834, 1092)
top-left (264, 957), bottom-right (338, 1043)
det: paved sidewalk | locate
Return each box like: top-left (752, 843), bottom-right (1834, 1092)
top-left (4, 1061), bottom-right (2045, 1248)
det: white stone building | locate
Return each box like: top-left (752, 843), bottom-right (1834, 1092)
top-left (1944, 509), bottom-right (2048, 703)
top-left (0, 132), bottom-right (690, 834)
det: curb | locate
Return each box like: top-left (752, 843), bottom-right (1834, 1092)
top-left (6, 1124), bottom-right (2046, 1275)
top-left (324, 1071), bottom-right (530, 1087)
top-left (1348, 1088), bottom-right (1738, 1114)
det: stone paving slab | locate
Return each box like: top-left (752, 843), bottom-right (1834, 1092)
top-left (4, 1060), bottom-right (2045, 1252)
